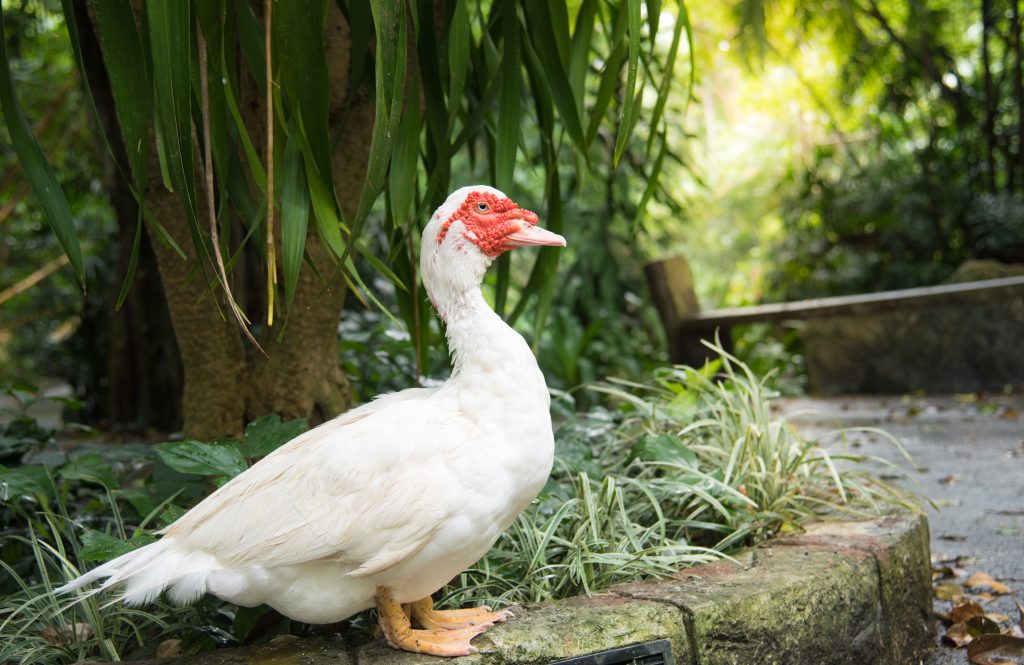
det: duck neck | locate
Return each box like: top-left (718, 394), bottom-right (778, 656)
top-left (440, 287), bottom-right (518, 377)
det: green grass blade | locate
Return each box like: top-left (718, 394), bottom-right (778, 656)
top-left (522, 0), bottom-right (585, 151)
top-left (613, 0), bottom-right (642, 165)
top-left (447, 0), bottom-right (470, 133)
top-left (280, 130), bottom-right (310, 310)
top-left (274, 0), bottom-right (334, 190)
top-left (495, 0), bottom-right (520, 192)
top-left (146, 0), bottom-right (199, 223)
top-left (0, 7), bottom-right (84, 286)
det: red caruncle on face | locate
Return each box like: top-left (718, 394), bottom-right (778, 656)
top-left (436, 191), bottom-right (539, 257)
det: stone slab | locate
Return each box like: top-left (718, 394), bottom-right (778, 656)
top-left (128, 515), bottom-right (930, 665)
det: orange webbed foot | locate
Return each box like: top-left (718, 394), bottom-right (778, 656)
top-left (376, 588), bottom-right (500, 657)
top-left (409, 596), bottom-right (512, 630)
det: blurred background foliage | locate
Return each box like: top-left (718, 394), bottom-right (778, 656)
top-left (1, 0), bottom-right (1023, 425)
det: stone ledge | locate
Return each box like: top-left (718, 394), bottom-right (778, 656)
top-left (141, 514), bottom-right (932, 665)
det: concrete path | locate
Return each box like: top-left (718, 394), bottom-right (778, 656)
top-left (779, 393), bottom-right (1024, 664)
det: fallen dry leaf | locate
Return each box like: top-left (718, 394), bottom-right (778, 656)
top-left (936, 582), bottom-right (965, 601)
top-left (39, 623), bottom-right (92, 645)
top-left (967, 633), bottom-right (1024, 664)
top-left (156, 639), bottom-right (183, 659)
top-left (946, 622), bottom-right (975, 647)
top-left (939, 474), bottom-right (961, 485)
top-left (966, 572), bottom-right (1012, 595)
top-left (1000, 407), bottom-right (1020, 421)
top-left (949, 601), bottom-right (987, 624)
top-left (988, 613), bottom-right (1011, 624)
top-left (976, 592), bottom-right (1000, 602)
top-left (968, 616), bottom-right (1004, 637)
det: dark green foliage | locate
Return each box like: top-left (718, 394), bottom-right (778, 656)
top-left (739, 0), bottom-right (1024, 299)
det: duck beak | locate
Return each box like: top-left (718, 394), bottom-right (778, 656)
top-left (504, 215), bottom-right (567, 248)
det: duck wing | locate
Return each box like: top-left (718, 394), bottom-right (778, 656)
top-left (163, 391), bottom-right (478, 575)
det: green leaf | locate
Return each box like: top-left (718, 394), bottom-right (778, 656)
top-left (93, 0), bottom-right (151, 190)
top-left (613, 0), bottom-right (642, 165)
top-left (239, 413), bottom-right (308, 458)
top-left (586, 41), bottom-right (627, 146)
top-left (115, 211), bottom-right (143, 309)
top-left (0, 464), bottom-right (54, 502)
top-left (348, 0), bottom-right (373, 89)
top-left (233, 0), bottom-right (266, 93)
top-left (281, 130), bottom-right (310, 310)
top-left (274, 0), bottom-right (334, 191)
top-left (59, 454), bottom-right (118, 488)
top-left (388, 64), bottom-right (421, 226)
top-left (0, 7), bottom-right (84, 285)
top-left (645, 3), bottom-right (686, 156)
top-left (522, 0), bottom-right (585, 151)
top-left (146, 0), bottom-right (199, 223)
top-left (632, 131), bottom-right (668, 232)
top-left (568, 0), bottom-right (596, 115)
top-left (447, 0), bottom-right (470, 133)
top-left (356, 0), bottom-right (407, 226)
top-left (155, 440), bottom-right (248, 479)
top-left (79, 529), bottom-right (156, 562)
top-left (629, 434), bottom-right (698, 467)
top-left (495, 1), bottom-right (520, 192)
top-left (221, 57), bottom-right (267, 192)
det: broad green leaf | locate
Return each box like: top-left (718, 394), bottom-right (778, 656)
top-left (239, 413), bottom-right (308, 458)
top-left (0, 464), bottom-right (54, 502)
top-left (155, 440), bottom-right (248, 479)
top-left (0, 7), bottom-right (84, 285)
top-left (281, 130), bottom-right (310, 310)
top-left (79, 529), bottom-right (156, 562)
top-left (629, 434), bottom-right (698, 467)
top-left (59, 454), bottom-right (118, 488)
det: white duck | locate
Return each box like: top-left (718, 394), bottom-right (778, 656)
top-left (58, 185), bottom-right (566, 657)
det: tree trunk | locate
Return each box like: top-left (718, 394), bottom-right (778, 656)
top-left (127, 3), bottom-right (372, 438)
top-left (74, 3), bottom-right (183, 431)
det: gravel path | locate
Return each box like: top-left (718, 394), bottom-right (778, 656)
top-left (779, 394), bottom-right (1024, 665)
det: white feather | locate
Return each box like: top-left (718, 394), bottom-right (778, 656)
top-left (57, 186), bottom-right (556, 625)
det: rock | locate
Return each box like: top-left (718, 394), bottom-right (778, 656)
top-left (803, 260), bottom-right (1024, 394)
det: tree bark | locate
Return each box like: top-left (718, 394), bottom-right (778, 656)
top-left (133, 2), bottom-right (372, 438)
top-left (74, 3), bottom-right (183, 431)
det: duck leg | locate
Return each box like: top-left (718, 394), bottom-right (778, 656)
top-left (375, 586), bottom-right (492, 656)
top-left (409, 596), bottom-right (512, 630)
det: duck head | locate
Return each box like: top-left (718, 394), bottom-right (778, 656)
top-left (421, 186), bottom-right (566, 320)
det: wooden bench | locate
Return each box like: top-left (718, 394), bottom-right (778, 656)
top-left (645, 255), bottom-right (1024, 366)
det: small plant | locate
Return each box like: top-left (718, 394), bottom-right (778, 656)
top-left (446, 341), bottom-right (919, 607)
top-left (1, 349), bottom-right (920, 658)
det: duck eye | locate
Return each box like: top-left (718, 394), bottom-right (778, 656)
top-left (476, 202), bottom-right (490, 212)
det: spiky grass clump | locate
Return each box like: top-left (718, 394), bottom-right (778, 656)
top-left (448, 343), bottom-right (919, 607)
top-left (0, 500), bottom-right (173, 664)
